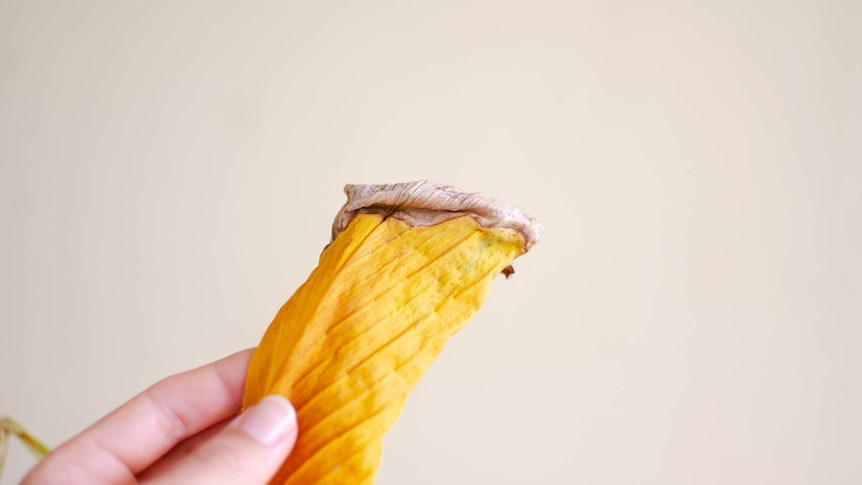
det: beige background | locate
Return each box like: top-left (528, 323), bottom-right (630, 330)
top-left (1, 1), bottom-right (860, 483)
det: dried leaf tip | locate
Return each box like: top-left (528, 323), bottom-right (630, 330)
top-left (331, 180), bottom-right (544, 252)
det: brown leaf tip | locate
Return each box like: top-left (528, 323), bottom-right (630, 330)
top-left (331, 180), bottom-right (544, 252)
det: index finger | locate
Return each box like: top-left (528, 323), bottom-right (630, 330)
top-left (27, 349), bottom-right (255, 484)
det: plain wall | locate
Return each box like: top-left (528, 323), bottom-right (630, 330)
top-left (1, 1), bottom-right (860, 483)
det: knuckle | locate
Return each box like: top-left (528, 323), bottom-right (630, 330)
top-left (141, 386), bottom-right (188, 442)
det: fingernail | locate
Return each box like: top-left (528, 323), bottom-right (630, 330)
top-left (236, 395), bottom-right (297, 446)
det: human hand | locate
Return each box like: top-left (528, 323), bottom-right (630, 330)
top-left (22, 349), bottom-right (297, 485)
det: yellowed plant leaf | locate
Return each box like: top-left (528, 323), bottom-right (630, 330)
top-left (244, 181), bottom-right (542, 484)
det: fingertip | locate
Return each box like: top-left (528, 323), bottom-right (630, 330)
top-left (235, 395), bottom-right (298, 447)
top-left (141, 395), bottom-right (298, 484)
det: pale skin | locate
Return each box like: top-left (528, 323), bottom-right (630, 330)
top-left (0, 349), bottom-right (298, 485)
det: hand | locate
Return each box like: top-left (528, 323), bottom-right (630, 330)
top-left (22, 349), bottom-right (298, 485)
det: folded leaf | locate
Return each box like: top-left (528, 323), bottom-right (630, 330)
top-left (244, 181), bottom-right (542, 485)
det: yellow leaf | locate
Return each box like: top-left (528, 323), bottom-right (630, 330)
top-left (244, 181), bottom-right (541, 484)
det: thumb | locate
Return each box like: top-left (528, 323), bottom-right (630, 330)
top-left (145, 395), bottom-right (298, 485)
